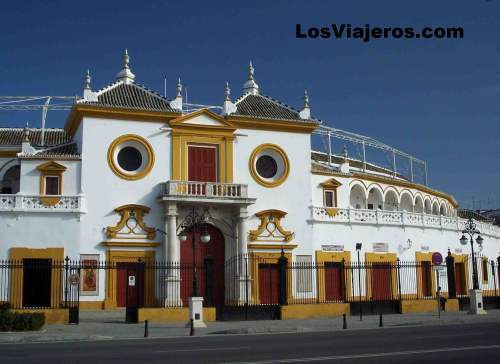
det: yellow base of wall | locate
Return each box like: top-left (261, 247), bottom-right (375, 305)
top-left (400, 298), bottom-right (459, 314)
top-left (280, 303), bottom-right (349, 319)
top-left (79, 301), bottom-right (105, 310)
top-left (137, 307), bottom-right (216, 323)
top-left (445, 298), bottom-right (459, 312)
top-left (12, 309), bottom-right (68, 324)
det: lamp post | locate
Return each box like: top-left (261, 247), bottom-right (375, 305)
top-left (459, 218), bottom-right (486, 314)
top-left (356, 243), bottom-right (362, 321)
top-left (178, 208), bottom-right (211, 298)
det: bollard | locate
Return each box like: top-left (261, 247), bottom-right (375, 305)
top-left (189, 318), bottom-right (195, 336)
top-left (144, 320), bottom-right (149, 338)
top-left (342, 314), bottom-right (347, 330)
top-left (379, 313), bottom-right (383, 327)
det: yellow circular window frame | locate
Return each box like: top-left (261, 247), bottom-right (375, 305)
top-left (107, 134), bottom-right (155, 181)
top-left (249, 143), bottom-right (290, 188)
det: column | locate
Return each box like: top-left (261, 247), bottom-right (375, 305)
top-left (163, 201), bottom-right (182, 307)
top-left (237, 206), bottom-right (251, 304)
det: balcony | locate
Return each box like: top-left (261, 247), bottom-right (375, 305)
top-left (160, 180), bottom-right (255, 205)
top-left (311, 207), bottom-right (500, 238)
top-left (0, 194), bottom-right (86, 214)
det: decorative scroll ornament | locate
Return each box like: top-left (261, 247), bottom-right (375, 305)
top-left (106, 204), bottom-right (156, 240)
top-left (249, 209), bottom-right (294, 242)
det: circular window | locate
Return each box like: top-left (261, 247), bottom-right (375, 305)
top-left (108, 135), bottom-right (154, 180)
top-left (249, 144), bottom-right (289, 188)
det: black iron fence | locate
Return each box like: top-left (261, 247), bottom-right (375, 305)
top-left (1, 253), bottom-right (499, 313)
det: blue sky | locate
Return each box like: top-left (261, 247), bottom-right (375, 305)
top-left (1, 0), bottom-right (499, 208)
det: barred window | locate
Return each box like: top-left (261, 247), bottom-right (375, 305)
top-left (296, 255), bottom-right (313, 293)
top-left (482, 258), bottom-right (489, 283)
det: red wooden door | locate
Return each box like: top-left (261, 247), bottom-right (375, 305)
top-left (180, 224), bottom-right (225, 306)
top-left (116, 263), bottom-right (144, 308)
top-left (455, 263), bottom-right (466, 296)
top-left (259, 263), bottom-right (280, 304)
top-left (188, 146), bottom-right (217, 182)
top-left (325, 263), bottom-right (343, 301)
top-left (371, 264), bottom-right (392, 301)
top-left (421, 261), bottom-right (432, 297)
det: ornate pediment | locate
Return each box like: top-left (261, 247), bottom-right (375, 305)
top-left (106, 204), bottom-right (156, 240)
top-left (249, 209), bottom-right (294, 242)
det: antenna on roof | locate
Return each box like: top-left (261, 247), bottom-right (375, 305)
top-left (184, 86), bottom-right (188, 113)
top-left (40, 97), bottom-right (51, 146)
top-left (164, 75), bottom-right (167, 98)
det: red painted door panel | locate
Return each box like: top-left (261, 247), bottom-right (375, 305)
top-left (116, 263), bottom-right (144, 308)
top-left (421, 261), bottom-right (432, 297)
top-left (325, 263), bottom-right (343, 301)
top-left (371, 264), bottom-right (392, 301)
top-left (258, 263), bottom-right (280, 304)
top-left (188, 146), bottom-right (217, 182)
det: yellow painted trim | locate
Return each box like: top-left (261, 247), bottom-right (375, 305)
top-left (102, 241), bottom-right (161, 248)
top-left (364, 252), bottom-right (398, 300)
top-left (107, 134), bottom-right (155, 181)
top-left (64, 104), bottom-right (180, 136)
top-left (249, 143), bottom-right (290, 188)
top-left (281, 303), bottom-right (349, 319)
top-left (104, 250), bottom-right (156, 309)
top-left (169, 108), bottom-right (236, 128)
top-left (227, 115), bottom-right (319, 134)
top-left (37, 161), bottom-right (66, 206)
top-left (315, 251), bottom-right (351, 302)
top-left (9, 248), bottom-right (64, 309)
top-left (415, 252), bottom-right (437, 298)
top-left (0, 151), bottom-right (18, 157)
top-left (249, 209), bottom-right (294, 242)
top-left (79, 301), bottom-right (105, 310)
top-left (400, 300), bottom-right (437, 314)
top-left (105, 204), bottom-right (156, 240)
top-left (247, 243), bottom-right (298, 250)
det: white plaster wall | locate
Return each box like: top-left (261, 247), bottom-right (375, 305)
top-left (78, 116), bottom-right (170, 258)
top-left (19, 159), bottom-right (81, 195)
top-left (233, 128), bottom-right (313, 256)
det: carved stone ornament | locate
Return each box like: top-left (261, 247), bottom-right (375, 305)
top-left (249, 209), bottom-right (294, 242)
top-left (106, 204), bottom-right (156, 240)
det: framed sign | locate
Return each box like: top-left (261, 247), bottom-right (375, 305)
top-left (80, 254), bottom-right (99, 296)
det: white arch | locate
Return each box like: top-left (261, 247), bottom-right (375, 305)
top-left (400, 191), bottom-right (414, 212)
top-left (439, 201), bottom-right (447, 216)
top-left (424, 196), bottom-right (432, 214)
top-left (431, 200), bottom-right (440, 215)
top-left (350, 184), bottom-right (367, 209)
top-left (367, 184), bottom-right (384, 210)
top-left (384, 189), bottom-right (399, 211)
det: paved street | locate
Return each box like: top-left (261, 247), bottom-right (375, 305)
top-left (1, 321), bottom-right (500, 363)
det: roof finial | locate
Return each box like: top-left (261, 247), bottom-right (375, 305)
top-left (116, 49), bottom-right (135, 84)
top-left (176, 78), bottom-right (182, 97)
top-left (224, 81), bottom-right (231, 101)
top-left (243, 61), bottom-right (259, 95)
top-left (299, 89), bottom-right (311, 120)
top-left (84, 69), bottom-right (91, 90)
top-left (23, 121), bottom-right (30, 143)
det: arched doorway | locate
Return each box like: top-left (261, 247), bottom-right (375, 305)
top-left (180, 224), bottom-right (225, 307)
top-left (1, 165), bottom-right (20, 194)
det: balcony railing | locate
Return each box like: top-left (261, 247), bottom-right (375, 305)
top-left (312, 207), bottom-right (500, 238)
top-left (160, 180), bottom-right (250, 202)
top-left (0, 194), bottom-right (86, 213)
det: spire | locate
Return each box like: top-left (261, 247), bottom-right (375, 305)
top-left (299, 89), bottom-right (311, 119)
top-left (84, 69), bottom-right (91, 90)
top-left (339, 144), bottom-right (350, 174)
top-left (21, 121), bottom-right (35, 155)
top-left (242, 61), bottom-right (259, 95)
top-left (342, 145), bottom-right (348, 161)
top-left (169, 77), bottom-right (183, 112)
top-left (222, 81), bottom-right (237, 116)
top-left (23, 121), bottom-right (30, 143)
top-left (116, 49), bottom-right (136, 84)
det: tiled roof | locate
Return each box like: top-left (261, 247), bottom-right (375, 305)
top-left (457, 209), bottom-right (493, 223)
top-left (0, 128), bottom-right (71, 147)
top-left (234, 93), bottom-right (318, 122)
top-left (80, 82), bottom-right (179, 113)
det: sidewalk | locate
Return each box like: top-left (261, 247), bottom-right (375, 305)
top-left (1, 309), bottom-right (500, 344)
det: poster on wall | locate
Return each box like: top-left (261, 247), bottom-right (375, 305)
top-left (80, 254), bottom-right (99, 296)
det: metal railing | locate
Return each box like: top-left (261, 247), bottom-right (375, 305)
top-left (0, 194), bottom-right (85, 213)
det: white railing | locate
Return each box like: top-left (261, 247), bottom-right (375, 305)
top-left (161, 181), bottom-right (248, 200)
top-left (0, 194), bottom-right (85, 213)
top-left (312, 207), bottom-right (500, 238)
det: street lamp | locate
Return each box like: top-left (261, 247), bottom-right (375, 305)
top-left (459, 218), bottom-right (483, 290)
top-left (356, 243), bottom-right (362, 321)
top-left (178, 207), bottom-right (211, 298)
top-left (459, 218), bottom-right (487, 315)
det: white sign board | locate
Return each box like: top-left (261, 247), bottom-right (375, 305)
top-left (128, 276), bottom-right (136, 287)
top-left (373, 243), bottom-right (389, 253)
top-left (322, 244), bottom-right (344, 252)
top-left (433, 265), bottom-right (446, 271)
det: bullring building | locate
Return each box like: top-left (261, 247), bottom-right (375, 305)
top-left (1, 51), bottom-right (499, 321)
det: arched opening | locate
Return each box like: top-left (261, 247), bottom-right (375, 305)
top-left (180, 224), bottom-right (225, 307)
top-left (424, 198), bottom-right (432, 214)
top-left (439, 203), bottom-right (447, 216)
top-left (400, 192), bottom-right (414, 212)
top-left (414, 195), bottom-right (424, 213)
top-left (432, 201), bottom-right (439, 215)
top-left (384, 190), bottom-right (399, 211)
top-left (350, 185), bottom-right (366, 209)
top-left (1, 165), bottom-right (20, 194)
top-left (367, 187), bottom-right (383, 210)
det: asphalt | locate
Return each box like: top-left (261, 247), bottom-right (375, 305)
top-left (1, 321), bottom-right (499, 363)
